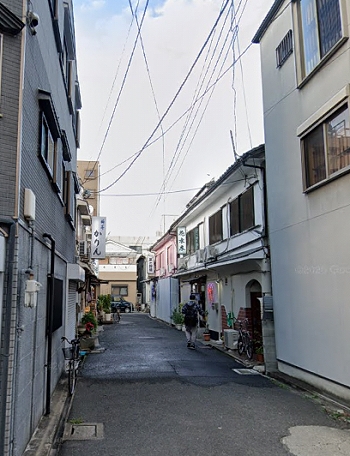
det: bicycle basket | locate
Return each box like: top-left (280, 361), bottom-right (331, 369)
top-left (62, 347), bottom-right (73, 360)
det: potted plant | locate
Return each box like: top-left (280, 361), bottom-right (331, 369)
top-left (99, 294), bottom-right (112, 321)
top-left (81, 312), bottom-right (97, 332)
top-left (172, 307), bottom-right (184, 330)
top-left (253, 333), bottom-right (264, 362)
top-left (203, 325), bottom-right (210, 341)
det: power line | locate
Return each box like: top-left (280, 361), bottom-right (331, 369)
top-left (94, 40), bottom-right (253, 193)
top-left (153, 4), bottom-right (233, 209)
top-left (98, 0), bottom-right (232, 193)
top-left (81, 1), bottom-right (149, 185)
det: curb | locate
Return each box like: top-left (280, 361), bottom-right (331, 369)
top-left (23, 378), bottom-right (72, 456)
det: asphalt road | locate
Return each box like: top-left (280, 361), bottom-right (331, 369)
top-left (57, 313), bottom-right (350, 456)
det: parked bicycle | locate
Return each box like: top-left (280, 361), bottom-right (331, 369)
top-left (61, 336), bottom-right (84, 395)
top-left (237, 318), bottom-right (253, 360)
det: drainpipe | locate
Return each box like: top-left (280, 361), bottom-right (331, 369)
top-left (0, 218), bottom-right (16, 454)
top-left (43, 233), bottom-right (55, 416)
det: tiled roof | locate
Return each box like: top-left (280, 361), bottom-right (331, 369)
top-left (0, 2), bottom-right (25, 36)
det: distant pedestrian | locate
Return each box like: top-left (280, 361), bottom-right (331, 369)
top-left (182, 294), bottom-right (205, 349)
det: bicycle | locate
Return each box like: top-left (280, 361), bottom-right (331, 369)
top-left (61, 336), bottom-right (84, 395)
top-left (237, 319), bottom-right (254, 360)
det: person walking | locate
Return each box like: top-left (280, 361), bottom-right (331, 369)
top-left (182, 294), bottom-right (205, 349)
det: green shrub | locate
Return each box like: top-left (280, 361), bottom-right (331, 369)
top-left (81, 312), bottom-right (98, 330)
top-left (172, 307), bottom-right (184, 325)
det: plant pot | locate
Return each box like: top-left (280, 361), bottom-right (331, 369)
top-left (175, 324), bottom-right (182, 330)
top-left (203, 333), bottom-right (210, 341)
top-left (105, 313), bottom-right (111, 321)
top-left (255, 353), bottom-right (264, 362)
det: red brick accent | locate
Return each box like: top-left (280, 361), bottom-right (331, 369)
top-left (234, 308), bottom-right (252, 332)
top-left (221, 306), bottom-right (229, 331)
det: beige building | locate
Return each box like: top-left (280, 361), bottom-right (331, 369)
top-left (98, 238), bottom-right (139, 307)
top-left (77, 160), bottom-right (100, 217)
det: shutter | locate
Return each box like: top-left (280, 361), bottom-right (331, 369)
top-left (67, 281), bottom-right (77, 340)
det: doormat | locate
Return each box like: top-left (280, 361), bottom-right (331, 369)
top-left (63, 423), bottom-right (104, 441)
top-left (232, 368), bottom-right (260, 375)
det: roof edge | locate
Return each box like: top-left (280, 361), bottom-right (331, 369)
top-left (252, 0), bottom-right (289, 44)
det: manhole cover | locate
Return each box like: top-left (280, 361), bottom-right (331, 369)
top-left (63, 423), bottom-right (104, 441)
top-left (233, 368), bottom-right (260, 375)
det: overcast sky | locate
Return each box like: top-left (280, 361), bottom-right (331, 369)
top-left (73, 0), bottom-right (274, 238)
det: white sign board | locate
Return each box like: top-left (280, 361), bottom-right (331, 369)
top-left (91, 217), bottom-right (107, 259)
top-left (147, 256), bottom-right (155, 274)
top-left (177, 226), bottom-right (186, 255)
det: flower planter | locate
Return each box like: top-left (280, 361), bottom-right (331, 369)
top-left (255, 353), bottom-right (264, 363)
top-left (175, 324), bottom-right (182, 330)
top-left (203, 332), bottom-right (210, 341)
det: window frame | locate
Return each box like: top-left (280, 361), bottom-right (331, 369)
top-left (209, 209), bottom-right (223, 245)
top-left (40, 112), bottom-right (57, 177)
top-left (229, 186), bottom-right (255, 236)
top-left (111, 285), bottom-right (128, 297)
top-left (300, 101), bottom-right (350, 190)
top-left (186, 226), bottom-right (200, 254)
top-left (294, 0), bottom-right (348, 85)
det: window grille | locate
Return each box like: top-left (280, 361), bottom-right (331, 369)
top-left (276, 30), bottom-right (293, 68)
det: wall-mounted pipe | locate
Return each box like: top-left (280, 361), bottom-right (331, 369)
top-left (43, 233), bottom-right (55, 416)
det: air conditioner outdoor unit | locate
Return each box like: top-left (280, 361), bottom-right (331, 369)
top-left (196, 249), bottom-right (205, 263)
top-left (207, 245), bottom-right (218, 258)
top-left (79, 240), bottom-right (87, 256)
top-left (224, 329), bottom-right (239, 350)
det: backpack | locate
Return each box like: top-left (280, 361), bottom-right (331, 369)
top-left (183, 301), bottom-right (198, 327)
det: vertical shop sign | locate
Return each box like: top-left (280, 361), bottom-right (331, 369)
top-left (177, 226), bottom-right (186, 255)
top-left (91, 217), bottom-right (107, 259)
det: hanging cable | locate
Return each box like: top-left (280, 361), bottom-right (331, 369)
top-left (98, 0), bottom-right (231, 193)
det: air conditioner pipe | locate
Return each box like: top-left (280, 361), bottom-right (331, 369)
top-left (43, 233), bottom-right (55, 416)
top-left (0, 218), bottom-right (16, 454)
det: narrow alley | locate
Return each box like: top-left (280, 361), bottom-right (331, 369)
top-left (57, 314), bottom-right (350, 456)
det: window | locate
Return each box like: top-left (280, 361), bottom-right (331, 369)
top-left (186, 226), bottom-right (200, 254)
top-left (303, 104), bottom-right (350, 188)
top-left (276, 30), bottom-right (293, 68)
top-left (209, 209), bottom-right (223, 245)
top-left (63, 169), bottom-right (75, 223)
top-left (38, 90), bottom-right (60, 178)
top-left (230, 187), bottom-right (255, 236)
top-left (52, 278), bottom-right (63, 332)
top-left (40, 113), bottom-right (56, 175)
top-left (297, 0), bottom-right (343, 77)
top-left (111, 285), bottom-right (128, 297)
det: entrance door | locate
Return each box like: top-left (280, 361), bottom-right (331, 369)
top-left (250, 291), bottom-right (262, 343)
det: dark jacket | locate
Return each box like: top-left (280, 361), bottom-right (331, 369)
top-left (182, 300), bottom-right (205, 327)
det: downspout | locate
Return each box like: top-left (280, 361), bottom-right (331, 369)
top-left (43, 233), bottom-right (55, 416)
top-left (0, 218), bottom-right (16, 454)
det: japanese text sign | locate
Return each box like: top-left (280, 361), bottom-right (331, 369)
top-left (177, 226), bottom-right (187, 255)
top-left (91, 217), bottom-right (107, 259)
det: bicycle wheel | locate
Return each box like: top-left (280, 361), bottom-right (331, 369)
top-left (237, 336), bottom-right (244, 355)
top-left (246, 339), bottom-right (254, 360)
top-left (68, 359), bottom-right (77, 395)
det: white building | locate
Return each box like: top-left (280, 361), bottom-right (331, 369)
top-left (253, 0), bottom-right (350, 401)
top-left (172, 145), bottom-right (274, 366)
